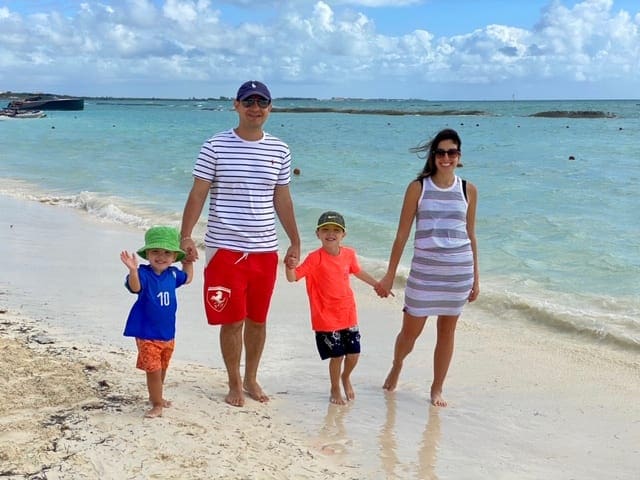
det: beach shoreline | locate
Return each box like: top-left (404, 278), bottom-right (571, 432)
top-left (1, 194), bottom-right (639, 479)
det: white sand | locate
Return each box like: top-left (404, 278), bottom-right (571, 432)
top-left (0, 314), bottom-right (358, 479)
top-left (1, 195), bottom-right (639, 479)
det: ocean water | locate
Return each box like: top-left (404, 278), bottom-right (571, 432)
top-left (1, 98), bottom-right (638, 351)
top-left (2, 98), bottom-right (639, 479)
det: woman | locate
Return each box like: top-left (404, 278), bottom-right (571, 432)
top-left (376, 128), bottom-right (479, 407)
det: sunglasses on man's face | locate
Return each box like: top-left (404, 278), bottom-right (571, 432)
top-left (240, 97), bottom-right (271, 108)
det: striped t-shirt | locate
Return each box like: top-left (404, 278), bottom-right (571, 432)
top-left (193, 129), bottom-right (291, 252)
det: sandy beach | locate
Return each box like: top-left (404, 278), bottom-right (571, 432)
top-left (1, 195), bottom-right (639, 479)
top-left (0, 312), bottom-right (360, 480)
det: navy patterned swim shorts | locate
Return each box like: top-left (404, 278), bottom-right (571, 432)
top-left (315, 326), bottom-right (361, 360)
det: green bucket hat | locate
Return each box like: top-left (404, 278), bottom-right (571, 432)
top-left (137, 226), bottom-right (185, 262)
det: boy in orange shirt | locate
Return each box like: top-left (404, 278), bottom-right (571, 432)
top-left (285, 211), bottom-right (379, 405)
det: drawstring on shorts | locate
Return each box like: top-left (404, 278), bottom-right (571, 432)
top-left (234, 252), bottom-right (249, 264)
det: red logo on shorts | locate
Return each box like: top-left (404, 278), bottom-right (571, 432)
top-left (207, 286), bottom-right (231, 312)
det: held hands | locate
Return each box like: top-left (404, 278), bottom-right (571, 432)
top-left (283, 256), bottom-right (297, 269)
top-left (374, 272), bottom-right (395, 298)
top-left (180, 238), bottom-right (199, 263)
top-left (120, 251), bottom-right (138, 270)
top-left (283, 244), bottom-right (300, 269)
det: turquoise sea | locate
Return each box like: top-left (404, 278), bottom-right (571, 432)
top-left (1, 97), bottom-right (638, 350)
top-left (2, 97), bottom-right (639, 479)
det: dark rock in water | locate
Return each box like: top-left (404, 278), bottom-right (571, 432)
top-left (271, 107), bottom-right (488, 116)
top-left (31, 334), bottom-right (55, 344)
top-left (529, 110), bottom-right (615, 118)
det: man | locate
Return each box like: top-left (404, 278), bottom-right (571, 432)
top-left (180, 80), bottom-right (300, 407)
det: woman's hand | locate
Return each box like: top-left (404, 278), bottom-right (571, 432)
top-left (375, 273), bottom-right (395, 298)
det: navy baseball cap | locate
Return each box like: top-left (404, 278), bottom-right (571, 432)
top-left (317, 211), bottom-right (346, 231)
top-left (236, 81), bottom-right (271, 101)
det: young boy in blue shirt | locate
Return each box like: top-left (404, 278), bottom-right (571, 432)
top-left (121, 226), bottom-right (193, 418)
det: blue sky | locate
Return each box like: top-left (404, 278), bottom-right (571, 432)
top-left (1, 0), bottom-right (639, 100)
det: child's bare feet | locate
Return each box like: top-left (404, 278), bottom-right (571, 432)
top-left (144, 405), bottom-right (163, 418)
top-left (330, 386), bottom-right (346, 405)
top-left (342, 376), bottom-right (355, 401)
top-left (149, 398), bottom-right (172, 408)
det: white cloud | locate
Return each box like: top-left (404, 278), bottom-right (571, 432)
top-left (127, 0), bottom-right (160, 27)
top-left (331, 0), bottom-right (420, 5)
top-left (0, 0), bottom-right (638, 99)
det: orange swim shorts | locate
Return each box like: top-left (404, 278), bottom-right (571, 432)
top-left (135, 338), bottom-right (175, 372)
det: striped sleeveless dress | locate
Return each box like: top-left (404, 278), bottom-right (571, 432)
top-left (404, 176), bottom-right (474, 317)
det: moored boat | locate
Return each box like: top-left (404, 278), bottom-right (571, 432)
top-left (7, 95), bottom-right (84, 111)
top-left (0, 108), bottom-right (47, 118)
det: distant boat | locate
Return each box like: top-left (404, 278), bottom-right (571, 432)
top-left (0, 108), bottom-right (47, 118)
top-left (6, 95), bottom-right (84, 111)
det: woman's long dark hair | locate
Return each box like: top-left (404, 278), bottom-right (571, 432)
top-left (410, 128), bottom-right (462, 180)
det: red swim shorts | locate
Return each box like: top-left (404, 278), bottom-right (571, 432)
top-left (135, 338), bottom-right (175, 372)
top-left (204, 248), bottom-right (278, 325)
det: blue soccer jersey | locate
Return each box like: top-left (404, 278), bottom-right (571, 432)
top-left (123, 264), bottom-right (188, 341)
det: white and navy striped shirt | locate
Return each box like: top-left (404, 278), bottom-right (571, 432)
top-left (193, 129), bottom-right (291, 252)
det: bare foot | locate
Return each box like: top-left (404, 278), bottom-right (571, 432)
top-left (342, 376), bottom-right (355, 401)
top-left (149, 398), bottom-right (172, 408)
top-left (330, 387), bottom-right (346, 405)
top-left (225, 387), bottom-right (245, 407)
top-left (243, 381), bottom-right (269, 403)
top-left (144, 405), bottom-right (163, 418)
top-left (430, 389), bottom-right (448, 407)
top-left (382, 365), bottom-right (401, 391)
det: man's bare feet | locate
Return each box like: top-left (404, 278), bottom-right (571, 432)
top-left (382, 365), bottom-right (401, 391)
top-left (243, 381), bottom-right (269, 403)
top-left (144, 405), bottom-right (163, 418)
top-left (225, 387), bottom-right (245, 407)
top-left (430, 389), bottom-right (448, 407)
top-left (342, 376), bottom-right (355, 401)
top-left (330, 387), bottom-right (346, 405)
